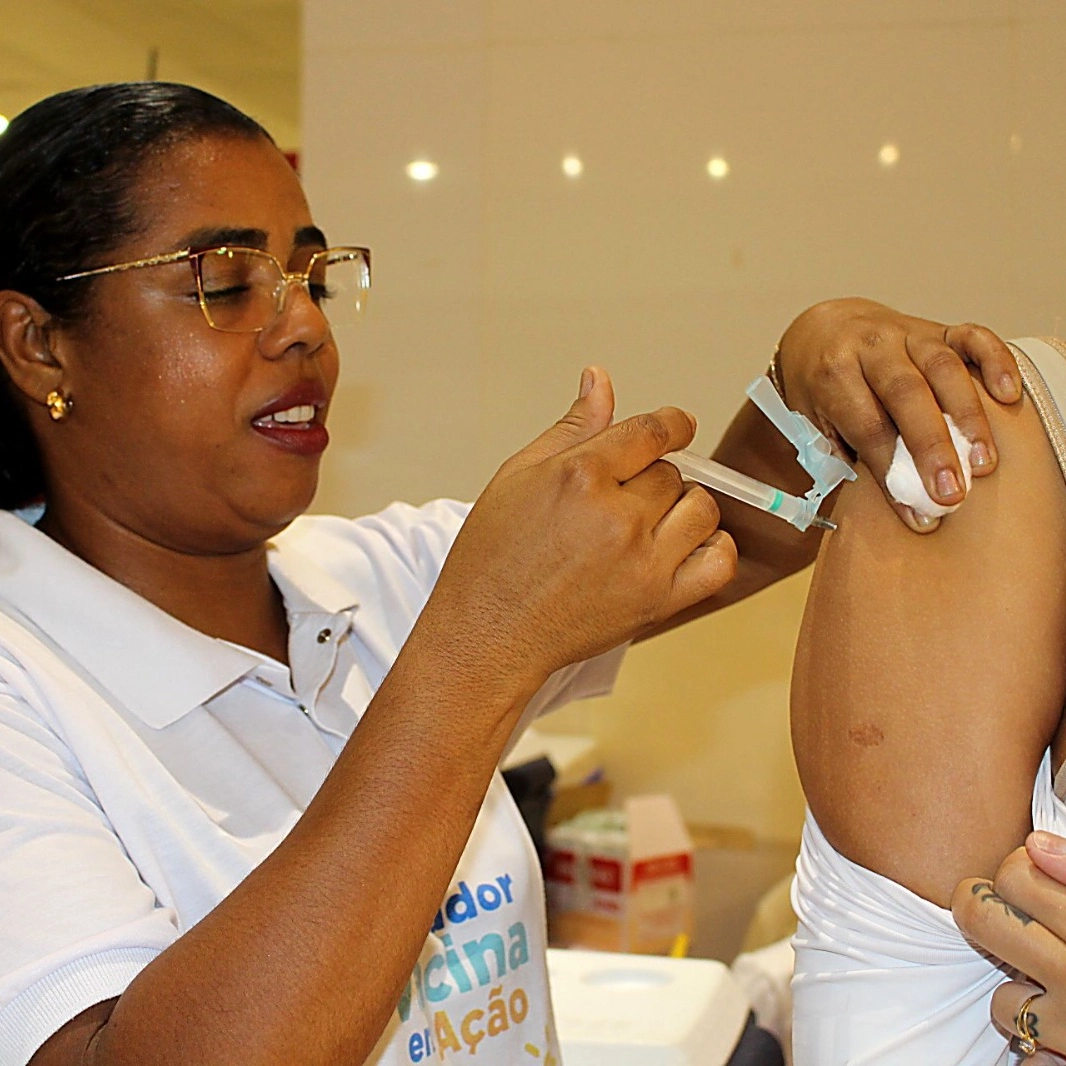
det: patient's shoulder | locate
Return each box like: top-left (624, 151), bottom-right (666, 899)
top-left (792, 386), bottom-right (1066, 906)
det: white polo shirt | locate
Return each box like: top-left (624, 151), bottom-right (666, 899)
top-left (0, 502), bottom-right (623, 1066)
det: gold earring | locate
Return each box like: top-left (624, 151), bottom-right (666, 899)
top-left (46, 390), bottom-right (72, 422)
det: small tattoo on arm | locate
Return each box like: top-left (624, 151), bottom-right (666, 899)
top-left (971, 881), bottom-right (1035, 926)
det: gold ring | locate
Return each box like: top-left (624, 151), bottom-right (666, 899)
top-left (1015, 991), bottom-right (1043, 1057)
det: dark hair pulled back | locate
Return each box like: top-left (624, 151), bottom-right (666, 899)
top-left (0, 81), bottom-right (273, 509)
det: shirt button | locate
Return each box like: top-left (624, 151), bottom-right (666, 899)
top-left (317, 628), bottom-right (332, 644)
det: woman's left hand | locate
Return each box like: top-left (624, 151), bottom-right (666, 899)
top-left (777, 298), bottom-right (1023, 533)
top-left (953, 834), bottom-right (1066, 1062)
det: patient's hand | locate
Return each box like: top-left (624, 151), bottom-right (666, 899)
top-left (777, 297), bottom-right (1021, 533)
top-left (954, 834), bottom-right (1066, 1062)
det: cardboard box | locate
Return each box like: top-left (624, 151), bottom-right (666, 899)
top-left (544, 793), bottom-right (695, 955)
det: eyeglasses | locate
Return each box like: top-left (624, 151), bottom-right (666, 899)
top-left (54, 245), bottom-right (372, 334)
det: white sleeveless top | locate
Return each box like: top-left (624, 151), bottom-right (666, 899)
top-left (791, 338), bottom-right (1066, 1066)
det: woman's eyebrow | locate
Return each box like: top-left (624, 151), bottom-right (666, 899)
top-left (294, 225), bottom-right (328, 250)
top-left (180, 226), bottom-right (269, 252)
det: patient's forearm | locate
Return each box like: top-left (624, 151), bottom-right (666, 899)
top-left (710, 398), bottom-right (828, 586)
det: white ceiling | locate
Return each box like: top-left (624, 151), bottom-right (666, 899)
top-left (0, 0), bottom-right (300, 146)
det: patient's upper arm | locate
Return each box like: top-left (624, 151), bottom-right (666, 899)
top-left (792, 389), bottom-right (1066, 907)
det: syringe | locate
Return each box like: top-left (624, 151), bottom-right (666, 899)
top-left (663, 449), bottom-right (838, 532)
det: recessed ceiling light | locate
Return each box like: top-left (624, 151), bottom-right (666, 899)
top-left (562, 155), bottom-right (583, 177)
top-left (0, 116), bottom-right (9, 136)
top-left (406, 159), bottom-right (439, 182)
top-left (706, 156), bottom-right (729, 180)
top-left (878, 142), bottom-right (900, 168)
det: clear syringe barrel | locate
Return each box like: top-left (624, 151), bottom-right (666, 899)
top-left (663, 449), bottom-right (811, 530)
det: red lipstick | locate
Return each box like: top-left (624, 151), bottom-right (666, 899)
top-left (250, 381), bottom-right (330, 457)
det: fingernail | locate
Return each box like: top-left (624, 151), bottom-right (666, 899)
top-left (579, 368), bottom-right (594, 398)
top-left (999, 372), bottom-right (1021, 401)
top-left (970, 441), bottom-right (992, 468)
top-left (901, 506), bottom-right (939, 533)
top-left (1030, 830), bottom-right (1066, 855)
top-left (935, 468), bottom-right (961, 500)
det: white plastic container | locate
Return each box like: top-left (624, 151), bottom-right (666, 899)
top-left (547, 948), bottom-right (751, 1065)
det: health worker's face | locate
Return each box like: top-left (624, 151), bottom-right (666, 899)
top-left (42, 133), bottom-right (341, 554)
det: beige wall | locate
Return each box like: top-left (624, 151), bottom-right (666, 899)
top-left (302, 0), bottom-right (1066, 844)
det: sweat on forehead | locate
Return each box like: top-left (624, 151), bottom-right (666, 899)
top-left (119, 135), bottom-right (318, 262)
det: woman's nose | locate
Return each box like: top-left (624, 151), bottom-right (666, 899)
top-left (259, 277), bottom-right (332, 357)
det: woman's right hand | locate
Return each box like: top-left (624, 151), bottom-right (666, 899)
top-left (953, 834), bottom-right (1066, 1062)
top-left (418, 366), bottom-right (737, 699)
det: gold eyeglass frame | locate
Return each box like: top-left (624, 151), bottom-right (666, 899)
top-left (54, 244), bottom-right (372, 333)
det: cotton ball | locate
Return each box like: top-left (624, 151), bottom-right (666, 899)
top-left (884, 415), bottom-right (972, 518)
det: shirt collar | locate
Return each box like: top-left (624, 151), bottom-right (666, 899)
top-left (0, 512), bottom-right (357, 729)
top-left (267, 533), bottom-right (359, 618)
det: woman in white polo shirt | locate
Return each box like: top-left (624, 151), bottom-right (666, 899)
top-left (0, 82), bottom-right (1018, 1066)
